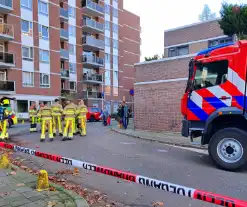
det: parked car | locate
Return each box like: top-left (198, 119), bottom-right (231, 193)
top-left (8, 110), bottom-right (18, 128)
top-left (86, 107), bottom-right (102, 122)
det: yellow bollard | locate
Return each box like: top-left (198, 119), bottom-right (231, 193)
top-left (36, 170), bottom-right (49, 192)
top-left (0, 153), bottom-right (10, 169)
top-left (22, 120), bottom-right (24, 124)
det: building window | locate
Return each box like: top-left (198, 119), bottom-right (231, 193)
top-left (21, 0), bottom-right (32, 10)
top-left (22, 71), bottom-right (34, 87)
top-left (38, 1), bottom-right (48, 16)
top-left (194, 60), bottom-right (228, 90)
top-left (105, 37), bottom-right (110, 46)
top-left (105, 86), bottom-right (111, 95)
top-left (208, 36), bottom-right (233, 48)
top-left (69, 63), bottom-right (76, 74)
top-left (38, 24), bottom-right (49, 40)
top-left (105, 53), bottom-right (110, 63)
top-left (69, 44), bottom-right (76, 55)
top-left (105, 21), bottom-right (110, 31)
top-left (112, 23), bottom-right (118, 33)
top-left (40, 73), bottom-right (50, 88)
top-left (22, 46), bottom-right (33, 61)
top-left (168, 45), bottom-right (189, 57)
top-left (69, 25), bottom-right (76, 37)
top-left (113, 87), bottom-right (118, 96)
top-left (113, 55), bottom-right (118, 64)
top-left (113, 39), bottom-right (118, 49)
top-left (39, 49), bottom-right (50, 63)
top-left (112, 8), bottom-right (118, 18)
top-left (69, 81), bottom-right (76, 91)
top-left (105, 4), bottom-right (110, 14)
top-left (21, 20), bottom-right (33, 36)
top-left (68, 6), bottom-right (76, 18)
top-left (17, 100), bottom-right (28, 113)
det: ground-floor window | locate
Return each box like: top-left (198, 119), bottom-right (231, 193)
top-left (17, 100), bottom-right (28, 113)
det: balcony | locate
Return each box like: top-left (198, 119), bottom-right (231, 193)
top-left (82, 0), bottom-right (104, 17)
top-left (0, 52), bottom-right (14, 68)
top-left (0, 23), bottom-right (13, 40)
top-left (0, 80), bottom-right (15, 94)
top-left (83, 74), bottom-right (103, 84)
top-left (82, 36), bottom-right (104, 51)
top-left (82, 55), bottom-right (103, 68)
top-left (0, 0), bottom-right (13, 13)
top-left (83, 91), bottom-right (102, 99)
top-left (60, 8), bottom-right (68, 21)
top-left (61, 69), bottom-right (69, 79)
top-left (82, 18), bottom-right (104, 34)
top-left (60, 29), bottom-right (68, 40)
top-left (60, 49), bottom-right (69, 60)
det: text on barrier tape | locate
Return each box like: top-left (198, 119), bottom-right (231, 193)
top-left (0, 142), bottom-right (247, 207)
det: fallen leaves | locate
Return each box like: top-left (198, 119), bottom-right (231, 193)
top-left (47, 201), bottom-right (57, 207)
top-left (16, 183), bottom-right (25, 187)
top-left (152, 201), bottom-right (164, 207)
top-left (49, 186), bottom-right (56, 191)
top-left (0, 192), bottom-right (11, 196)
top-left (9, 171), bottom-right (16, 175)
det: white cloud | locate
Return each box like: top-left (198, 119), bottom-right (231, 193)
top-left (123, 0), bottom-right (243, 61)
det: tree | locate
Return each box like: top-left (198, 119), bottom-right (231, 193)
top-left (218, 3), bottom-right (247, 40)
top-left (199, 4), bottom-right (217, 21)
top-left (144, 54), bottom-right (160, 61)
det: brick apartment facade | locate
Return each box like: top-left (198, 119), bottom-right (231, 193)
top-left (134, 18), bottom-right (234, 132)
top-left (0, 0), bottom-right (140, 119)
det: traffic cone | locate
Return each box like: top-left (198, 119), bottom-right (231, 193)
top-left (36, 170), bottom-right (49, 192)
top-left (0, 153), bottom-right (10, 169)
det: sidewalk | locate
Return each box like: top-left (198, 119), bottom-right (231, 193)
top-left (111, 119), bottom-right (207, 149)
top-left (0, 167), bottom-right (89, 207)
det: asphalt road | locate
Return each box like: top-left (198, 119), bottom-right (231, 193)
top-left (8, 123), bottom-right (247, 207)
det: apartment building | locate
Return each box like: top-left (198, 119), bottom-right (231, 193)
top-left (134, 18), bottom-right (233, 132)
top-left (0, 0), bottom-right (140, 119)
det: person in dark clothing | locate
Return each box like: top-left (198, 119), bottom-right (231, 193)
top-left (127, 108), bottom-right (131, 126)
top-left (117, 103), bottom-right (122, 128)
top-left (121, 101), bottom-right (128, 129)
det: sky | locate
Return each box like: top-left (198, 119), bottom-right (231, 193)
top-left (123, 0), bottom-right (244, 61)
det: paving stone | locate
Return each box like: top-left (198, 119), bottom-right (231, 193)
top-left (22, 191), bottom-right (40, 199)
top-left (0, 186), bottom-right (14, 193)
top-left (0, 183), bottom-right (7, 188)
top-left (48, 195), bottom-right (62, 200)
top-left (16, 187), bottom-right (33, 193)
top-left (0, 199), bottom-right (10, 207)
top-left (10, 197), bottom-right (31, 207)
top-left (26, 200), bottom-right (46, 207)
top-left (29, 195), bottom-right (45, 202)
top-left (65, 200), bottom-right (76, 207)
top-left (53, 202), bottom-right (65, 207)
top-left (75, 199), bottom-right (90, 207)
top-left (4, 191), bottom-right (22, 199)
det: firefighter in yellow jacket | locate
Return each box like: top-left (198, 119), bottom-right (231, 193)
top-left (62, 99), bottom-right (77, 141)
top-left (0, 98), bottom-right (13, 140)
top-left (38, 101), bottom-right (53, 142)
top-left (29, 102), bottom-right (38, 132)
top-left (51, 99), bottom-right (63, 137)
top-left (76, 99), bottom-right (88, 136)
top-left (71, 101), bottom-right (78, 135)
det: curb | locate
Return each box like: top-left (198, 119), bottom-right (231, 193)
top-left (111, 127), bottom-right (207, 150)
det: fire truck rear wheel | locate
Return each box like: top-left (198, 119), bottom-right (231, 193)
top-left (208, 128), bottom-right (247, 171)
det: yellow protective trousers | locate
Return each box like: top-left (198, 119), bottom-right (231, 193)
top-left (40, 118), bottom-right (53, 140)
top-left (0, 119), bottom-right (8, 140)
top-left (52, 115), bottom-right (62, 135)
top-left (63, 118), bottom-right (75, 139)
top-left (30, 116), bottom-right (37, 132)
top-left (78, 116), bottom-right (87, 136)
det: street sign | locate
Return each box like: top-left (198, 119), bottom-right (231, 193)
top-left (129, 88), bottom-right (134, 96)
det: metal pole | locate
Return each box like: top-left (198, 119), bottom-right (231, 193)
top-left (101, 73), bottom-right (104, 109)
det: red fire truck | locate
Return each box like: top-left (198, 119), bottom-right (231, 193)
top-left (181, 40), bottom-right (247, 171)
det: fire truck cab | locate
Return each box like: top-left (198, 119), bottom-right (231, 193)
top-left (181, 40), bottom-right (247, 171)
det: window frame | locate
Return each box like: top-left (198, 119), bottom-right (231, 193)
top-left (105, 21), bottom-right (110, 30)
top-left (21, 0), bottom-right (33, 10)
top-left (113, 39), bottom-right (118, 49)
top-left (22, 46), bottom-right (34, 61)
top-left (208, 36), bottom-right (234, 48)
top-left (39, 73), bottom-right (50, 88)
top-left (168, 45), bottom-right (189, 57)
top-left (22, 71), bottom-right (34, 87)
top-left (38, 24), bottom-right (49, 40)
top-left (21, 20), bottom-right (33, 36)
top-left (112, 23), bottom-right (118, 33)
top-left (104, 4), bottom-right (110, 14)
top-left (68, 6), bottom-right (76, 18)
top-left (112, 7), bottom-right (118, 18)
top-left (69, 63), bottom-right (76, 74)
top-left (69, 44), bottom-right (76, 55)
top-left (69, 81), bottom-right (76, 91)
top-left (38, 0), bottom-right (49, 16)
top-left (105, 37), bottom-right (110, 46)
top-left (69, 25), bottom-right (76, 37)
top-left (39, 49), bottom-right (50, 63)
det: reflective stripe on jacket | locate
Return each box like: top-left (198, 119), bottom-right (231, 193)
top-left (38, 106), bottom-right (52, 119)
top-left (63, 103), bottom-right (76, 118)
top-left (76, 104), bottom-right (88, 118)
top-left (51, 103), bottom-right (63, 116)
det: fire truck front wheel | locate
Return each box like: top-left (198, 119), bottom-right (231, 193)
top-left (208, 128), bottom-right (247, 171)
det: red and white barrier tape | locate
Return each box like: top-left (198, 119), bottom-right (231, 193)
top-left (1, 142), bottom-right (246, 207)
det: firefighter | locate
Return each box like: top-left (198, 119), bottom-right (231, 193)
top-left (29, 102), bottom-right (38, 132)
top-left (38, 101), bottom-right (53, 142)
top-left (71, 101), bottom-right (78, 135)
top-left (76, 99), bottom-right (88, 136)
top-left (62, 99), bottom-right (77, 141)
top-left (0, 98), bottom-right (14, 140)
top-left (51, 99), bottom-right (63, 137)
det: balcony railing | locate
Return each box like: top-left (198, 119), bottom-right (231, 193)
top-left (83, 91), bottom-right (102, 99)
top-left (60, 29), bottom-right (68, 40)
top-left (0, 52), bottom-right (14, 66)
top-left (82, 36), bottom-right (104, 50)
top-left (0, 80), bottom-right (15, 92)
top-left (0, 23), bottom-right (13, 39)
top-left (82, 55), bottom-right (104, 66)
top-left (82, 0), bottom-right (104, 16)
top-left (60, 8), bottom-right (68, 19)
top-left (60, 49), bottom-right (69, 59)
top-left (83, 74), bottom-right (103, 82)
top-left (0, 0), bottom-right (12, 12)
top-left (61, 69), bottom-right (69, 78)
top-left (82, 19), bottom-right (104, 32)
